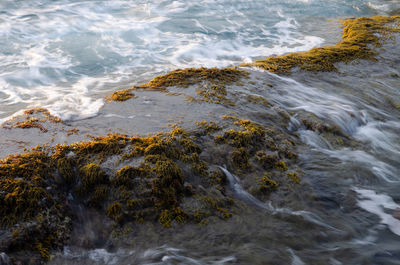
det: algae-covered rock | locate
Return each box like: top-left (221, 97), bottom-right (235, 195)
top-left (106, 89), bottom-right (135, 102)
top-left (0, 111), bottom-right (303, 263)
top-left (246, 16), bottom-right (400, 73)
top-left (138, 67), bottom-right (248, 89)
top-left (107, 67), bottom-right (249, 104)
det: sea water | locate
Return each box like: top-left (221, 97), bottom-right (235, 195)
top-left (1, 0), bottom-right (400, 264)
top-left (0, 0), bottom-right (397, 122)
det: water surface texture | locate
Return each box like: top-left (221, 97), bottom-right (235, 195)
top-left (0, 0), bottom-right (398, 121)
top-left (1, 1), bottom-right (400, 265)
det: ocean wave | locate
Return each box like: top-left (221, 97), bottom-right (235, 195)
top-left (0, 0), bottom-right (327, 121)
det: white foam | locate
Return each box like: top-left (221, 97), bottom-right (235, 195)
top-left (264, 73), bottom-right (399, 183)
top-left (354, 188), bottom-right (400, 236)
top-left (88, 249), bottom-right (120, 265)
top-left (269, 73), bottom-right (363, 134)
top-left (142, 246), bottom-right (236, 264)
top-left (288, 248), bottom-right (305, 265)
top-left (323, 149), bottom-right (398, 183)
top-left (0, 2), bottom-right (326, 121)
top-left (63, 247), bottom-right (135, 265)
top-left (367, 1), bottom-right (400, 13)
top-left (355, 121), bottom-right (400, 156)
top-left (169, 14), bottom-right (324, 68)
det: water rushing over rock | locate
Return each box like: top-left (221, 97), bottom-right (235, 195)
top-left (0, 2), bottom-right (400, 265)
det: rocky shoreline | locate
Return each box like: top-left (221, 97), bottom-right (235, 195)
top-left (0, 16), bottom-right (399, 264)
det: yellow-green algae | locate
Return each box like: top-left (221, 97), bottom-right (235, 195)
top-left (231, 148), bottom-right (251, 169)
top-left (2, 108), bottom-right (63, 135)
top-left (107, 201), bottom-right (123, 222)
top-left (0, 128), bottom-right (213, 260)
top-left (213, 116), bottom-right (300, 196)
top-left (105, 16), bottom-right (400, 106)
top-left (287, 172), bottom-right (301, 184)
top-left (0, 116), bottom-right (300, 261)
top-left (78, 163), bottom-right (109, 194)
top-left (258, 173), bottom-right (278, 193)
top-left (0, 150), bottom-right (71, 261)
top-left (107, 67), bottom-right (248, 104)
top-left (186, 82), bottom-right (235, 105)
top-left (137, 67), bottom-right (248, 89)
top-left (51, 127), bottom-right (224, 229)
top-left (13, 119), bottom-right (49, 132)
top-left (195, 120), bottom-right (222, 135)
top-left (275, 160), bottom-right (288, 171)
top-left (255, 151), bottom-right (278, 169)
top-left (106, 89), bottom-right (135, 102)
top-left (246, 95), bottom-right (269, 107)
top-left (215, 117), bottom-right (266, 149)
top-left (23, 108), bottom-right (63, 123)
top-left (246, 16), bottom-right (400, 73)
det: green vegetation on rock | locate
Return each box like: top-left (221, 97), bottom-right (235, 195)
top-left (245, 16), bottom-right (400, 73)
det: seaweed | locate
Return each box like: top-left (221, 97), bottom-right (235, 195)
top-left (14, 119), bottom-right (48, 132)
top-left (215, 118), bottom-right (266, 149)
top-left (0, 151), bottom-right (52, 179)
top-left (159, 209), bottom-right (173, 227)
top-left (0, 149), bottom-right (72, 261)
top-left (0, 178), bottom-right (50, 227)
top-left (231, 148), bottom-right (251, 169)
top-left (287, 172), bottom-right (301, 184)
top-left (107, 202), bottom-right (123, 222)
top-left (79, 163), bottom-right (109, 194)
top-left (107, 67), bottom-right (248, 105)
top-left (246, 16), bottom-right (400, 73)
top-left (114, 166), bottom-right (131, 182)
top-left (57, 157), bottom-right (76, 185)
top-left (66, 128), bottom-right (80, 136)
top-left (258, 173), bottom-right (278, 193)
top-left (152, 158), bottom-right (184, 208)
top-left (0, 112), bottom-right (300, 260)
top-left (275, 160), bottom-right (288, 171)
top-left (195, 120), bottom-right (222, 135)
top-left (106, 89), bottom-right (135, 102)
top-left (255, 151), bottom-right (278, 169)
top-left (24, 108), bottom-right (62, 123)
top-left (138, 67), bottom-right (248, 89)
top-left (188, 83), bottom-right (234, 105)
top-left (89, 185), bottom-right (109, 207)
top-left (246, 95), bottom-right (270, 107)
top-left (201, 197), bottom-right (232, 219)
top-left (190, 153), bottom-right (209, 177)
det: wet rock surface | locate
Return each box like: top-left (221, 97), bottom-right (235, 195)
top-left (0, 16), bottom-right (399, 265)
top-left (0, 75), bottom-right (302, 263)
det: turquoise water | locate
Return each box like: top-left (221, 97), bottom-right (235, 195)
top-left (0, 0), bottom-right (397, 121)
top-left (1, 1), bottom-right (400, 265)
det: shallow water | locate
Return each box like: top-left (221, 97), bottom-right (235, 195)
top-left (1, 1), bottom-right (400, 265)
top-left (43, 42), bottom-right (400, 264)
top-left (1, 0), bottom-right (398, 121)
